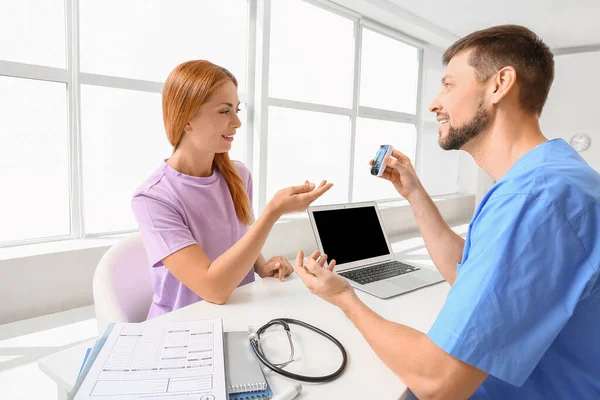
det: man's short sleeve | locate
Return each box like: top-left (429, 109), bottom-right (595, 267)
top-left (428, 194), bottom-right (595, 386)
top-left (131, 193), bottom-right (197, 268)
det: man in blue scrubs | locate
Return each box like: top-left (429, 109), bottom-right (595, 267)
top-left (295, 25), bottom-right (600, 399)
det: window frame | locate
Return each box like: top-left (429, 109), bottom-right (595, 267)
top-left (256, 0), bottom-right (425, 213)
top-left (0, 0), bottom-right (252, 247)
top-left (0, 0), bottom-right (424, 247)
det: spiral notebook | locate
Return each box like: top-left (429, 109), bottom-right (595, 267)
top-left (229, 383), bottom-right (273, 400)
top-left (224, 331), bottom-right (268, 394)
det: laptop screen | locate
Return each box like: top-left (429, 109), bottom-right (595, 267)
top-left (312, 205), bottom-right (390, 265)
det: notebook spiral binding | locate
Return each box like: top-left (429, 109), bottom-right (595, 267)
top-left (229, 382), bottom-right (267, 393)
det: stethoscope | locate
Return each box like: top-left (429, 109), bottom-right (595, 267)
top-left (248, 318), bottom-right (348, 383)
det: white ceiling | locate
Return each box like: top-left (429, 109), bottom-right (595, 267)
top-left (384, 0), bottom-right (600, 50)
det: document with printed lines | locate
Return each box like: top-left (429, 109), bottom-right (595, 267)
top-left (73, 319), bottom-right (226, 400)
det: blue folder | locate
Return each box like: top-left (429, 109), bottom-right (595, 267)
top-left (68, 323), bottom-right (115, 400)
top-left (77, 347), bottom-right (92, 379)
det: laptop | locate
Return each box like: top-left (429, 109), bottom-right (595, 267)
top-left (307, 202), bottom-right (445, 299)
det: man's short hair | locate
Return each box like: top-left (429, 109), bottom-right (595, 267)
top-left (443, 25), bottom-right (554, 116)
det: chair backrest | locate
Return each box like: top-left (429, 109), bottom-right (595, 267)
top-left (93, 232), bottom-right (154, 334)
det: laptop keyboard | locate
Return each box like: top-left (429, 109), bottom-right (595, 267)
top-left (339, 261), bottom-right (420, 285)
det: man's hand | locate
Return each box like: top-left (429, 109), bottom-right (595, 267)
top-left (294, 249), bottom-right (355, 307)
top-left (256, 256), bottom-right (294, 281)
top-left (370, 149), bottom-right (424, 201)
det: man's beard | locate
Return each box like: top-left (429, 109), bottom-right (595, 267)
top-left (439, 102), bottom-right (489, 151)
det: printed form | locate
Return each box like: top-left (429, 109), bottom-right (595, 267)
top-left (73, 319), bottom-right (226, 400)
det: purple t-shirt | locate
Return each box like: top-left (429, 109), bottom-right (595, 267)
top-left (131, 160), bottom-right (255, 320)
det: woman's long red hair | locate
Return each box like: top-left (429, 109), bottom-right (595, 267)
top-left (162, 60), bottom-right (251, 225)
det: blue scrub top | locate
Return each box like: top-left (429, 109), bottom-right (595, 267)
top-left (428, 139), bottom-right (600, 399)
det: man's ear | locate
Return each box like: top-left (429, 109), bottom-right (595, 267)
top-left (490, 66), bottom-right (517, 105)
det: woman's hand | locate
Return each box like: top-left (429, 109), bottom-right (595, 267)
top-left (256, 256), bottom-right (294, 281)
top-left (266, 180), bottom-right (333, 217)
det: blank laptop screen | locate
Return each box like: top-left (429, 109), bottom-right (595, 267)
top-left (312, 206), bottom-right (390, 265)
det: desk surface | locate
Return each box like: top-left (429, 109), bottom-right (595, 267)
top-left (38, 231), bottom-right (460, 399)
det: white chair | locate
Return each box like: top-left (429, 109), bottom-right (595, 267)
top-left (93, 232), bottom-right (154, 334)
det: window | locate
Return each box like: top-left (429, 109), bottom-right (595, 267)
top-left (78, 0), bottom-right (250, 235)
top-left (79, 0), bottom-right (248, 87)
top-left (352, 119), bottom-right (416, 202)
top-left (1, 0), bottom-right (250, 245)
top-left (269, 0), bottom-right (354, 107)
top-left (1, 0), bottom-right (426, 247)
top-left (267, 107), bottom-right (350, 205)
top-left (228, 106), bottom-right (247, 164)
top-left (360, 28), bottom-right (419, 113)
top-left (0, 76), bottom-right (70, 243)
top-left (262, 0), bottom-right (421, 211)
top-left (80, 86), bottom-right (169, 234)
top-left (0, 1), bottom-right (66, 68)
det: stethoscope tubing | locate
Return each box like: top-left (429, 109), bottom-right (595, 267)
top-left (249, 318), bottom-right (348, 383)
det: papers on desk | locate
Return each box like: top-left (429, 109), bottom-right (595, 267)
top-left (72, 319), bottom-right (227, 400)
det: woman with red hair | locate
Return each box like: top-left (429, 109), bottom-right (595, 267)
top-left (132, 60), bottom-right (332, 319)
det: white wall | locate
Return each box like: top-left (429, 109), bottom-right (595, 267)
top-left (0, 246), bottom-right (106, 324)
top-left (329, 0), bottom-right (457, 50)
top-left (419, 47), bottom-right (493, 205)
top-left (418, 47), bottom-right (461, 196)
top-left (540, 51), bottom-right (600, 172)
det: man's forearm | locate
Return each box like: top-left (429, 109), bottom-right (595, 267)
top-left (338, 293), bottom-right (441, 398)
top-left (407, 187), bottom-right (465, 285)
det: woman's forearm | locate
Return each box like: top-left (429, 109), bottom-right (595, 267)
top-left (206, 205), bottom-right (280, 298)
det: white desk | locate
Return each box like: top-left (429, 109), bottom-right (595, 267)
top-left (39, 232), bottom-right (456, 399)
